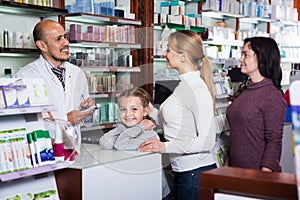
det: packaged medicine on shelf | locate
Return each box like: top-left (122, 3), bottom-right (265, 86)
top-left (44, 130), bottom-right (55, 164)
top-left (18, 130), bottom-right (33, 169)
top-left (12, 32), bottom-right (23, 48)
top-left (22, 32), bottom-right (32, 48)
top-left (0, 85), bottom-right (19, 109)
top-left (54, 122), bottom-right (64, 162)
top-left (3, 29), bottom-right (9, 48)
top-left (31, 130), bottom-right (51, 166)
top-left (63, 127), bottom-right (77, 162)
top-left (170, 0), bottom-right (185, 16)
top-left (18, 78), bottom-right (50, 106)
top-left (93, 103), bottom-right (101, 125)
top-left (15, 85), bottom-right (30, 108)
top-left (26, 132), bottom-right (38, 168)
top-left (0, 129), bottom-right (33, 172)
top-left (0, 131), bottom-right (14, 173)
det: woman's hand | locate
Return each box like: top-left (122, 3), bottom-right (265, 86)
top-left (261, 166), bottom-right (272, 172)
top-left (139, 139), bottom-right (166, 153)
top-left (141, 119), bottom-right (156, 130)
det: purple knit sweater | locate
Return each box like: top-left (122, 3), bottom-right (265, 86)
top-left (226, 78), bottom-right (286, 172)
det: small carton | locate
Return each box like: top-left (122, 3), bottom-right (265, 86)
top-left (0, 85), bottom-right (19, 108)
top-left (15, 85), bottom-right (30, 108)
top-left (19, 78), bottom-right (49, 106)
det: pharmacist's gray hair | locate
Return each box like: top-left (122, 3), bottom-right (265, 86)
top-left (168, 30), bottom-right (215, 110)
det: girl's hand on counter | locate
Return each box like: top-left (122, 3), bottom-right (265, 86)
top-left (139, 139), bottom-right (166, 153)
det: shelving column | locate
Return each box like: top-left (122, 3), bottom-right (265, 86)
top-left (131, 0), bottom-right (154, 97)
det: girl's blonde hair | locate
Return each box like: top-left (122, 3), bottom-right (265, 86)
top-left (118, 87), bottom-right (152, 108)
top-left (168, 30), bottom-right (215, 108)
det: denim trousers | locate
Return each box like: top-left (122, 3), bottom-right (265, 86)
top-left (173, 164), bottom-right (217, 200)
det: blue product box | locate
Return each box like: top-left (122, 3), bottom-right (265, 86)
top-left (16, 85), bottom-right (30, 108)
top-left (100, 2), bottom-right (108, 16)
top-left (0, 85), bottom-right (19, 108)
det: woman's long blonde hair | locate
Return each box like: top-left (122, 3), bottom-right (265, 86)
top-left (168, 30), bottom-right (215, 109)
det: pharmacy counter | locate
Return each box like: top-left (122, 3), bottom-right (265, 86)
top-left (55, 144), bottom-right (162, 200)
top-left (200, 166), bottom-right (297, 199)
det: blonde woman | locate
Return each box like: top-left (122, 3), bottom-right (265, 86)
top-left (140, 30), bottom-right (216, 200)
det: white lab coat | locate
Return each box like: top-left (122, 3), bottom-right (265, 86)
top-left (15, 55), bottom-right (90, 142)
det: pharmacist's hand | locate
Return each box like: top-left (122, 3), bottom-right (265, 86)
top-left (141, 119), bottom-right (156, 130)
top-left (80, 97), bottom-right (95, 110)
top-left (139, 139), bottom-right (166, 153)
top-left (67, 109), bottom-right (94, 125)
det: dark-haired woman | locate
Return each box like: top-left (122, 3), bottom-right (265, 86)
top-left (226, 37), bottom-right (286, 172)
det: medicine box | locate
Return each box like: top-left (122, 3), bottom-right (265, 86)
top-left (16, 85), bottom-right (30, 107)
top-left (0, 85), bottom-right (19, 108)
top-left (12, 32), bottom-right (23, 48)
top-left (19, 78), bottom-right (50, 106)
top-left (170, 1), bottom-right (185, 16)
top-left (160, 1), bottom-right (170, 15)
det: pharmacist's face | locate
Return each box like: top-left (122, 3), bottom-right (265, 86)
top-left (118, 96), bottom-right (148, 127)
top-left (39, 23), bottom-right (70, 66)
top-left (238, 42), bottom-right (259, 77)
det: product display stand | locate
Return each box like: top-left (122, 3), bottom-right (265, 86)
top-left (55, 144), bottom-right (162, 200)
top-left (0, 105), bottom-right (65, 199)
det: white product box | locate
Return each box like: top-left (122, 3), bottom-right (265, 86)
top-left (160, 1), bottom-right (170, 15)
top-left (12, 32), bottom-right (23, 48)
top-left (22, 32), bottom-right (31, 48)
top-left (170, 1), bottom-right (185, 16)
top-left (16, 85), bottom-right (30, 107)
top-left (19, 78), bottom-right (50, 106)
top-left (0, 85), bottom-right (19, 108)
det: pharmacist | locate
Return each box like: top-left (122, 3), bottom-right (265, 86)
top-left (15, 20), bottom-right (95, 142)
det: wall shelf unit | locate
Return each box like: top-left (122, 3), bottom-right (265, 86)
top-left (0, 105), bottom-right (55, 116)
top-left (81, 66), bottom-right (141, 73)
top-left (0, 104), bottom-right (63, 198)
top-left (63, 12), bottom-right (141, 26)
top-left (0, 162), bottom-right (66, 182)
top-left (164, 22), bottom-right (206, 32)
top-left (69, 41), bottom-right (141, 49)
top-left (0, 1), bottom-right (67, 17)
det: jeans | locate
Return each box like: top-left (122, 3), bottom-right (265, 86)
top-left (173, 164), bottom-right (217, 200)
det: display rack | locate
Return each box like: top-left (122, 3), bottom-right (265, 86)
top-left (0, 105), bottom-right (66, 199)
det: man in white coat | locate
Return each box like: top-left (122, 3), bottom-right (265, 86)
top-left (15, 20), bottom-right (95, 143)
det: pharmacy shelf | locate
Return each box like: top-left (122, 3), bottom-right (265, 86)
top-left (64, 12), bottom-right (141, 26)
top-left (69, 41), bottom-right (141, 49)
top-left (203, 40), bottom-right (243, 47)
top-left (89, 91), bottom-right (122, 98)
top-left (81, 122), bottom-right (117, 132)
top-left (81, 66), bottom-right (141, 73)
top-left (0, 105), bottom-right (56, 116)
top-left (0, 47), bottom-right (39, 57)
top-left (153, 56), bottom-right (166, 62)
top-left (165, 23), bottom-right (206, 33)
top-left (202, 10), bottom-right (243, 19)
top-left (0, 162), bottom-right (66, 182)
top-left (281, 58), bottom-right (300, 63)
top-left (0, 1), bottom-right (68, 17)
